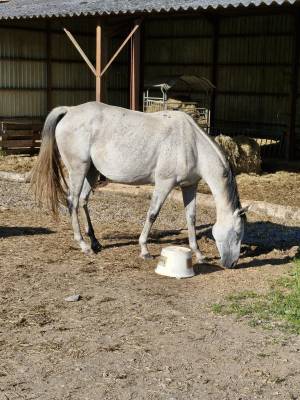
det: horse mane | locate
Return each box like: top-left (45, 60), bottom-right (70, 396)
top-left (226, 164), bottom-right (242, 211)
top-left (226, 164), bottom-right (247, 222)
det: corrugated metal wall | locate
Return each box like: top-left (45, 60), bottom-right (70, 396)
top-left (106, 36), bottom-right (129, 108)
top-left (0, 19), bottom-right (129, 118)
top-left (0, 23), bottom-right (47, 117)
top-left (144, 17), bottom-right (212, 89)
top-left (295, 33), bottom-right (300, 158)
top-left (50, 28), bottom-right (95, 109)
top-left (144, 13), bottom-right (298, 158)
top-left (0, 20), bottom-right (96, 118)
top-left (216, 14), bottom-right (293, 138)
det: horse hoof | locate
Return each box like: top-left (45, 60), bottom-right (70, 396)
top-left (196, 254), bottom-right (207, 263)
top-left (81, 243), bottom-right (93, 255)
top-left (140, 253), bottom-right (154, 260)
top-left (91, 240), bottom-right (102, 253)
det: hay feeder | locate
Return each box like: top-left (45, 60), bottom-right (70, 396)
top-left (143, 75), bottom-right (215, 133)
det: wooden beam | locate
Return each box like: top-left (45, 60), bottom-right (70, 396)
top-left (100, 22), bottom-right (141, 78)
top-left (96, 24), bottom-right (102, 102)
top-left (63, 28), bottom-right (97, 76)
top-left (139, 22), bottom-right (145, 111)
top-left (130, 19), bottom-right (142, 110)
top-left (286, 12), bottom-right (300, 161)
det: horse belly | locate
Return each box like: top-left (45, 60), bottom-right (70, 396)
top-left (91, 142), bottom-right (157, 184)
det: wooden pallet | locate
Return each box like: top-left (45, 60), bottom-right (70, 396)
top-left (0, 120), bottom-right (43, 155)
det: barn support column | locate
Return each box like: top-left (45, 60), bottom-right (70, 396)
top-left (130, 19), bottom-right (142, 110)
top-left (210, 15), bottom-right (220, 134)
top-left (286, 12), bottom-right (300, 161)
top-left (96, 24), bottom-right (102, 102)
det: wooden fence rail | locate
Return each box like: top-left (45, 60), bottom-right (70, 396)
top-left (0, 121), bottom-right (43, 155)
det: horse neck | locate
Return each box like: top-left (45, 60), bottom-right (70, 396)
top-left (199, 156), bottom-right (236, 224)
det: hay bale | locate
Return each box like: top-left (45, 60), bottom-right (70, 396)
top-left (181, 103), bottom-right (199, 119)
top-left (167, 99), bottom-right (200, 120)
top-left (215, 134), bottom-right (261, 174)
top-left (145, 102), bottom-right (163, 113)
top-left (166, 98), bottom-right (182, 110)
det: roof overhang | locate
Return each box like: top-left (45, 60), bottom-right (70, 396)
top-left (0, 0), bottom-right (298, 20)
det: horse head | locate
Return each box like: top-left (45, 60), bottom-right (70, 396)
top-left (212, 205), bottom-right (250, 268)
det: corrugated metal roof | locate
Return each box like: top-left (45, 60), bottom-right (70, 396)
top-left (0, 0), bottom-right (297, 20)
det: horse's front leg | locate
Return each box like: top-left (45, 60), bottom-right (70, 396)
top-left (181, 183), bottom-right (206, 263)
top-left (139, 179), bottom-right (175, 259)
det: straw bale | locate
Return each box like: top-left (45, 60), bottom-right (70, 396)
top-left (215, 134), bottom-right (261, 174)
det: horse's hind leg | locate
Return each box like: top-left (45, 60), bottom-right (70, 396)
top-left (79, 163), bottom-right (101, 253)
top-left (139, 179), bottom-right (175, 259)
top-left (181, 183), bottom-right (206, 262)
top-left (67, 164), bottom-right (91, 254)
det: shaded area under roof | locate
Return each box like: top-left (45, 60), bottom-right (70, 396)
top-left (0, 0), bottom-right (298, 20)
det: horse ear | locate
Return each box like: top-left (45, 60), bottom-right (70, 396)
top-left (240, 205), bottom-right (251, 215)
top-left (234, 205), bottom-right (251, 217)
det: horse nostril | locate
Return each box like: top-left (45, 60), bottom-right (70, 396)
top-left (231, 261), bottom-right (237, 268)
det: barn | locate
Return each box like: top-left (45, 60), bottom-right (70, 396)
top-left (0, 0), bottom-right (299, 160)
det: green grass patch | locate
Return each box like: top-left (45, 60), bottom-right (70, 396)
top-left (212, 258), bottom-right (300, 333)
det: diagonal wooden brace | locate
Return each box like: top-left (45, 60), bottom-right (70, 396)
top-left (64, 20), bottom-right (142, 102)
top-left (63, 28), bottom-right (97, 77)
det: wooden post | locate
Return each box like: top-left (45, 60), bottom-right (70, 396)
top-left (96, 23), bottom-right (102, 102)
top-left (286, 13), bottom-right (300, 160)
top-left (139, 22), bottom-right (145, 111)
top-left (130, 19), bottom-right (142, 110)
top-left (46, 21), bottom-right (52, 112)
top-left (210, 15), bottom-right (220, 134)
top-left (64, 22), bottom-right (140, 106)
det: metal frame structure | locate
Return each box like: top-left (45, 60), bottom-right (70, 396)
top-left (143, 75), bottom-right (214, 132)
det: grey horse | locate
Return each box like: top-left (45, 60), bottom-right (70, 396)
top-left (31, 101), bottom-right (248, 268)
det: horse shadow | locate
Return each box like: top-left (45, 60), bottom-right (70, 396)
top-left (0, 226), bottom-right (54, 238)
top-left (195, 221), bottom-right (299, 270)
top-left (102, 221), bottom-right (300, 271)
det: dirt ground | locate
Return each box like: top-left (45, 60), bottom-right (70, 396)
top-left (0, 179), bottom-right (300, 400)
top-left (1, 155), bottom-right (300, 208)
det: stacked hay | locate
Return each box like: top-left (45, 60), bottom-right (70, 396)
top-left (166, 98), bottom-right (182, 110)
top-left (167, 98), bottom-right (201, 121)
top-left (215, 135), bottom-right (261, 174)
top-left (146, 98), bottom-right (207, 126)
top-left (145, 102), bottom-right (164, 113)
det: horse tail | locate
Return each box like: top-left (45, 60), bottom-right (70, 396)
top-left (30, 106), bottom-right (69, 216)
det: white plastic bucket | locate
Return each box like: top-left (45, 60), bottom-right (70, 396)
top-left (155, 246), bottom-right (195, 279)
